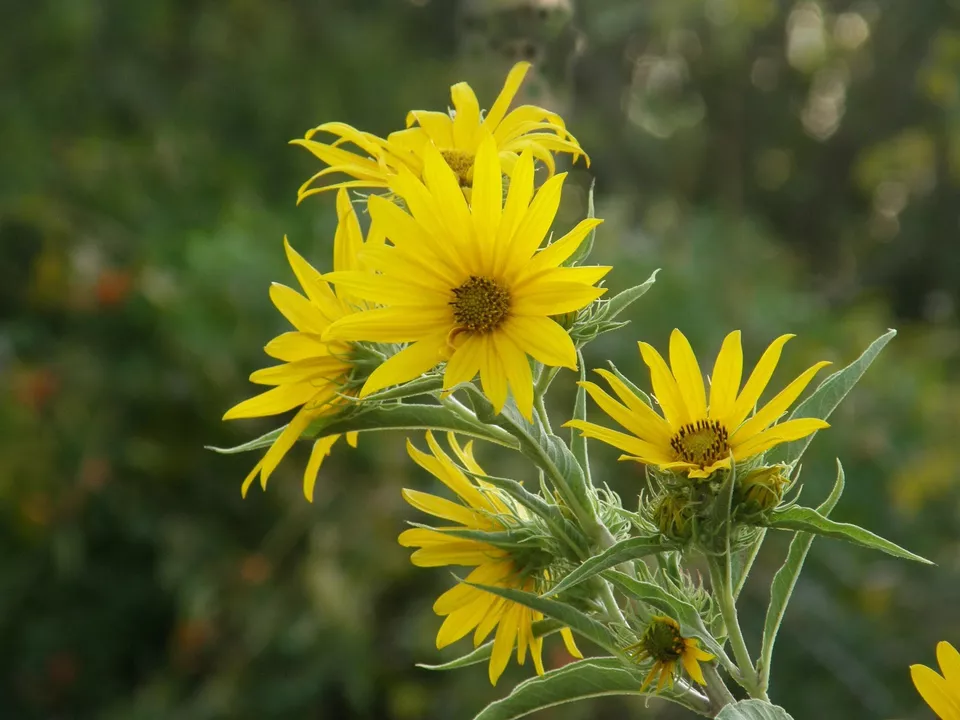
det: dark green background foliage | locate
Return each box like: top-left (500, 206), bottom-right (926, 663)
top-left (2, 0), bottom-right (958, 718)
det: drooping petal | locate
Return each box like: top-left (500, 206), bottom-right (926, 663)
top-left (259, 406), bottom-right (314, 489)
top-left (489, 602), bottom-right (522, 685)
top-left (437, 593), bottom-right (496, 648)
top-left (681, 648), bottom-right (707, 686)
top-left (360, 333), bottom-right (449, 396)
top-left (303, 434), bottom-right (340, 502)
top-left (709, 331), bottom-right (743, 422)
top-left (560, 627), bottom-right (583, 659)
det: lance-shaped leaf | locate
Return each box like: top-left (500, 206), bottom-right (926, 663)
top-left (772, 329), bottom-right (896, 466)
top-left (564, 181), bottom-right (599, 267)
top-left (594, 269), bottom-right (660, 323)
top-left (207, 426), bottom-right (284, 455)
top-left (545, 537), bottom-right (672, 597)
top-left (759, 460), bottom-right (845, 685)
top-left (419, 620), bottom-right (562, 671)
top-left (467, 582), bottom-right (621, 655)
top-left (717, 699), bottom-right (795, 720)
top-left (570, 353), bottom-right (590, 473)
top-left (764, 505), bottom-right (931, 564)
top-left (604, 361), bottom-right (654, 407)
top-left (472, 657), bottom-right (705, 720)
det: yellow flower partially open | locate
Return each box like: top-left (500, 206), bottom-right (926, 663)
top-left (911, 640), bottom-right (960, 720)
top-left (222, 190), bottom-right (371, 501)
top-left (626, 616), bottom-right (715, 692)
top-left (399, 431), bottom-right (581, 686)
top-left (321, 134), bottom-right (608, 421)
top-left (292, 62), bottom-right (586, 201)
top-left (566, 330), bottom-right (831, 478)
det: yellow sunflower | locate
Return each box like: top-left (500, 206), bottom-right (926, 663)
top-left (320, 133), bottom-right (608, 421)
top-left (292, 61), bottom-right (586, 201)
top-left (222, 189), bottom-right (370, 501)
top-left (399, 431), bottom-right (582, 685)
top-left (565, 329), bottom-right (831, 478)
top-left (911, 641), bottom-right (960, 720)
top-left (626, 616), bottom-right (715, 692)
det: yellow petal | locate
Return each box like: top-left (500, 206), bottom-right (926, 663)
top-left (501, 316), bottom-right (577, 369)
top-left (709, 331), bottom-right (743, 422)
top-left (405, 109), bottom-right (454, 146)
top-left (421, 143), bottom-right (473, 251)
top-left (282, 237), bottom-right (338, 309)
top-left (323, 270), bottom-right (449, 306)
top-left (938, 642), bottom-right (960, 689)
top-left (333, 188), bottom-right (364, 273)
top-left (502, 172), bottom-right (566, 270)
top-left (407, 435), bottom-right (493, 512)
top-left (450, 81), bottom-right (481, 148)
top-left (401, 488), bottom-right (485, 527)
top-left (593, 369), bottom-right (672, 443)
top-left (732, 361), bottom-right (831, 443)
top-left (579, 381), bottom-right (672, 446)
top-left (436, 592), bottom-right (494, 647)
top-left (489, 602), bottom-right (521, 685)
top-left (560, 627), bottom-right (583, 659)
top-left (911, 664), bottom-right (960, 720)
top-left (484, 61), bottom-right (530, 129)
top-left (726, 334), bottom-right (794, 429)
top-left (669, 329), bottom-right (707, 420)
top-left (360, 333), bottom-right (449, 396)
top-left (324, 307), bottom-right (450, 344)
top-left (270, 283), bottom-right (328, 334)
top-left (681, 651), bottom-right (707, 686)
top-left (512, 218), bottom-right (604, 283)
top-left (479, 334), bottom-right (510, 415)
top-left (564, 420), bottom-right (675, 465)
top-left (222, 383), bottom-right (313, 420)
top-left (303, 435), bottom-right (340, 502)
top-left (511, 280), bottom-right (607, 316)
top-left (433, 564), bottom-right (510, 614)
top-left (470, 131), bottom-right (503, 269)
top-left (240, 458), bottom-right (263, 498)
top-left (248, 357), bottom-right (348, 386)
top-left (494, 150), bottom-right (534, 275)
top-left (444, 334), bottom-right (484, 389)
top-left (638, 341), bottom-right (690, 429)
top-left (731, 418), bottom-right (830, 459)
top-left (264, 331), bottom-right (332, 362)
top-left (259, 407), bottom-right (314, 489)
top-left (496, 332), bottom-right (535, 422)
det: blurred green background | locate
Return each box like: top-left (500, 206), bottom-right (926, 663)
top-left (2, 0), bottom-right (959, 718)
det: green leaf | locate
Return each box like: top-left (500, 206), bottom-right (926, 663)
top-left (545, 536), bottom-right (672, 597)
top-left (206, 426), bottom-right (284, 454)
top-left (462, 470), bottom-right (567, 526)
top-left (772, 329), bottom-right (896, 466)
top-left (570, 353), bottom-right (590, 474)
top-left (765, 504), bottom-right (931, 564)
top-left (358, 375), bottom-right (443, 401)
top-left (716, 699), bottom-right (795, 720)
top-left (759, 460), bottom-right (845, 684)
top-left (472, 657), bottom-right (696, 720)
top-left (418, 620), bottom-right (561, 671)
top-left (595, 269), bottom-right (660, 323)
top-left (604, 362), bottom-right (654, 407)
top-left (603, 571), bottom-right (727, 661)
top-left (468, 583), bottom-right (622, 655)
top-left (565, 180), bottom-right (598, 267)
top-left (307, 403), bottom-right (519, 448)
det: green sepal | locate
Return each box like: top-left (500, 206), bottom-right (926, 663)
top-left (716, 699), bottom-right (795, 720)
top-left (472, 657), bottom-right (703, 720)
top-left (417, 619), bottom-right (561, 671)
top-left (466, 582), bottom-right (622, 655)
top-left (544, 536), bottom-right (673, 597)
top-left (764, 505), bottom-right (931, 564)
top-left (771, 329), bottom-right (896, 466)
top-left (206, 426), bottom-right (284, 454)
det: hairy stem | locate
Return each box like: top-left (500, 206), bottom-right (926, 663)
top-left (709, 557), bottom-right (762, 697)
top-left (701, 661), bottom-right (737, 716)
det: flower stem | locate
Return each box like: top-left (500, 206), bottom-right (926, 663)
top-left (701, 661), bottom-right (737, 715)
top-left (708, 556), bottom-right (763, 697)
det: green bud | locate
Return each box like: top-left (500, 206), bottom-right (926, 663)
top-left (736, 464), bottom-right (791, 515)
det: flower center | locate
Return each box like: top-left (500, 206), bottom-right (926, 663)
top-left (640, 617), bottom-right (685, 662)
top-left (670, 419), bottom-right (730, 467)
top-left (451, 276), bottom-right (511, 333)
top-left (440, 149), bottom-right (475, 187)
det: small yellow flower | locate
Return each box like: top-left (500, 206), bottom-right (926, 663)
top-left (565, 330), bottom-right (831, 479)
top-left (399, 431), bottom-right (581, 686)
top-left (292, 62), bottom-right (586, 201)
top-left (222, 190), bottom-right (370, 501)
top-left (626, 616), bottom-right (715, 691)
top-left (911, 641), bottom-right (960, 720)
top-left (321, 135), bottom-right (609, 421)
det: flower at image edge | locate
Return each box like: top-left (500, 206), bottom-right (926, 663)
top-left (565, 329), bottom-right (830, 478)
top-left (398, 431), bottom-right (582, 685)
top-left (911, 641), bottom-right (960, 720)
top-left (222, 190), bottom-right (369, 501)
top-left (321, 134), bottom-right (609, 421)
top-left (292, 61), bottom-right (587, 201)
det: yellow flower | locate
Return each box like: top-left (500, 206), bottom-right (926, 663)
top-left (222, 190), bottom-right (370, 501)
top-left (911, 641), bottom-right (960, 720)
top-left (565, 330), bottom-right (831, 479)
top-left (321, 134), bottom-right (609, 421)
top-left (626, 616), bottom-right (715, 692)
top-left (399, 431), bottom-right (582, 686)
top-left (292, 61), bottom-right (586, 201)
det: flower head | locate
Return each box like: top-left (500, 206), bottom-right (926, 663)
top-left (565, 330), bottom-right (831, 479)
top-left (222, 190), bottom-right (370, 501)
top-left (399, 431), bottom-right (581, 686)
top-left (626, 616), bottom-right (714, 691)
top-left (321, 135), bottom-right (609, 420)
top-left (292, 62), bottom-right (586, 201)
top-left (911, 641), bottom-right (960, 720)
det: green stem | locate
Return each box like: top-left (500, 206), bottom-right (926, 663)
top-left (598, 579), bottom-right (627, 626)
top-left (534, 393), bottom-right (552, 434)
top-left (701, 661), bottom-right (737, 716)
top-left (709, 557), bottom-right (760, 696)
top-left (733, 529), bottom-right (766, 599)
